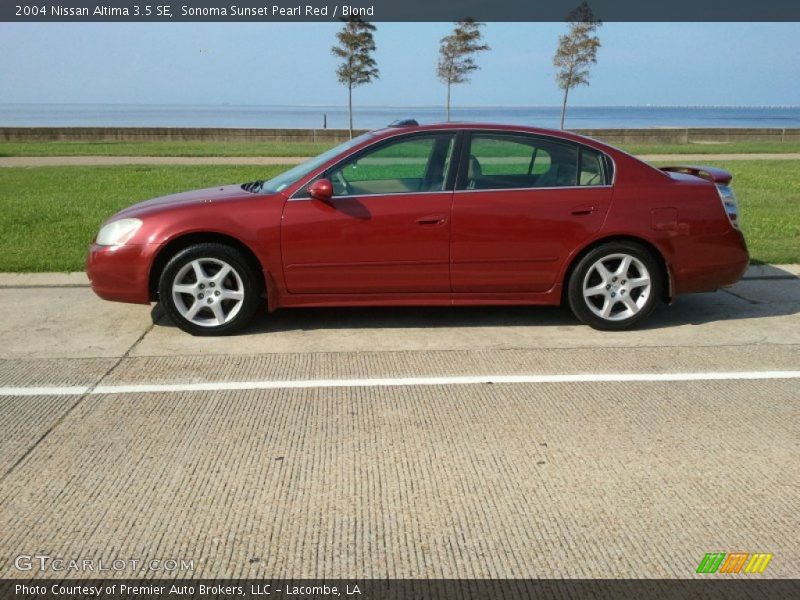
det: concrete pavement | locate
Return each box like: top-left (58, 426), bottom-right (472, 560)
top-left (1, 265), bottom-right (798, 360)
top-left (0, 265), bottom-right (798, 578)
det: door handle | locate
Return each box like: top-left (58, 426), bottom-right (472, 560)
top-left (416, 215), bottom-right (447, 226)
top-left (570, 205), bottom-right (597, 216)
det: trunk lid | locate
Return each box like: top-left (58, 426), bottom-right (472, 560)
top-left (661, 165), bottom-right (740, 230)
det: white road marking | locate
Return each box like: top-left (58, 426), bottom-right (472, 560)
top-left (1, 370), bottom-right (799, 397)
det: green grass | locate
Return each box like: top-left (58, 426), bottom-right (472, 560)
top-left (620, 141), bottom-right (800, 155)
top-left (3, 139), bottom-right (800, 158)
top-left (0, 160), bottom-right (797, 272)
top-left (0, 165), bottom-right (283, 272)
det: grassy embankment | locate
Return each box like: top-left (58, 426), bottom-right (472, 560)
top-left (0, 160), bottom-right (797, 272)
top-left (0, 165), bottom-right (279, 272)
top-left (0, 141), bottom-right (333, 157)
top-left (2, 140), bottom-right (800, 157)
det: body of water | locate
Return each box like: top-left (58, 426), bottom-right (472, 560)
top-left (1, 104), bottom-right (799, 129)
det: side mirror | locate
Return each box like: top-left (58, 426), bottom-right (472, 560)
top-left (308, 178), bottom-right (333, 203)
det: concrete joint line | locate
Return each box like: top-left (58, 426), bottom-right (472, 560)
top-left (721, 288), bottom-right (760, 304)
top-left (1, 370), bottom-right (799, 397)
top-left (0, 320), bottom-right (157, 483)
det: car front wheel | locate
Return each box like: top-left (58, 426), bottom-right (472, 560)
top-left (158, 243), bottom-right (262, 336)
top-left (567, 242), bottom-right (662, 331)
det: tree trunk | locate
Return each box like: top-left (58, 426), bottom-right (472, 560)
top-left (446, 81), bottom-right (451, 122)
top-left (560, 86), bottom-right (570, 130)
top-left (348, 82), bottom-right (353, 139)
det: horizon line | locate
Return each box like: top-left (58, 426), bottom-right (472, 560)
top-left (1, 103), bottom-right (799, 110)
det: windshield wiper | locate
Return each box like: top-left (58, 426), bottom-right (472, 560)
top-left (241, 180), bottom-right (265, 193)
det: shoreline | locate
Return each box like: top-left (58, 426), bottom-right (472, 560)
top-left (3, 126), bottom-right (799, 146)
top-left (3, 106), bottom-right (800, 131)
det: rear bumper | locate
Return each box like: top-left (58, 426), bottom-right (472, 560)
top-left (672, 229), bottom-right (749, 295)
top-left (86, 243), bottom-right (152, 304)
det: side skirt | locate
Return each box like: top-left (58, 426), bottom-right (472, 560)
top-left (270, 284), bottom-right (563, 311)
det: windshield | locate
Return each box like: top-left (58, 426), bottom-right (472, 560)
top-left (259, 133), bottom-right (374, 194)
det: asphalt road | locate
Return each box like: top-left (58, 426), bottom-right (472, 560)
top-left (0, 266), bottom-right (798, 579)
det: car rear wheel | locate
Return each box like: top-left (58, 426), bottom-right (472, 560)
top-left (567, 242), bottom-right (662, 331)
top-left (158, 243), bottom-right (262, 336)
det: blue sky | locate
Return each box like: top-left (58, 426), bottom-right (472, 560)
top-left (1, 22), bottom-right (798, 106)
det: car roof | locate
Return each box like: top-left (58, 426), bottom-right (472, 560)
top-left (369, 121), bottom-right (619, 154)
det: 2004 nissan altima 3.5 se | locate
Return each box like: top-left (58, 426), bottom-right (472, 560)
top-left (87, 121), bottom-right (748, 335)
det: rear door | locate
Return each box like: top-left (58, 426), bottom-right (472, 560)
top-left (451, 131), bottom-right (613, 293)
top-left (281, 132), bottom-right (458, 294)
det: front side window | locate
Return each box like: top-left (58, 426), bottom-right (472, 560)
top-left (325, 133), bottom-right (456, 197)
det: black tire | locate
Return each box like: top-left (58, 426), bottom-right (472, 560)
top-left (158, 243), bottom-right (263, 336)
top-left (567, 241), bottom-right (662, 331)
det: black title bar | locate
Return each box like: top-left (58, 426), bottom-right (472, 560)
top-left (4, 579), bottom-right (800, 600)
top-left (3, 0), bottom-right (800, 22)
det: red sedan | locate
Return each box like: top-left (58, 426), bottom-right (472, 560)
top-left (87, 121), bottom-right (748, 335)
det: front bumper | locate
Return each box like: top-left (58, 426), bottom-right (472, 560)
top-left (86, 243), bottom-right (152, 304)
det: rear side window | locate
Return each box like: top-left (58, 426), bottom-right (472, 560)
top-left (579, 147), bottom-right (610, 186)
top-left (460, 133), bottom-right (579, 190)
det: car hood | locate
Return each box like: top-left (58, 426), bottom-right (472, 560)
top-left (110, 184), bottom-right (271, 221)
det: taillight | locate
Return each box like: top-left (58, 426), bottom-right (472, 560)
top-left (716, 184), bottom-right (740, 229)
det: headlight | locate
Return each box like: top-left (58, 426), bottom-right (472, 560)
top-left (96, 218), bottom-right (143, 246)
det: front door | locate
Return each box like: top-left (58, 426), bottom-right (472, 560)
top-left (281, 132), bottom-right (457, 294)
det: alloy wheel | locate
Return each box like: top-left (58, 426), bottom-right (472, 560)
top-left (582, 253), bottom-right (652, 322)
top-left (171, 258), bottom-right (245, 327)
